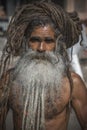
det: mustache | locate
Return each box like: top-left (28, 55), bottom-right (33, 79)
top-left (22, 49), bottom-right (60, 64)
top-left (13, 50), bottom-right (65, 130)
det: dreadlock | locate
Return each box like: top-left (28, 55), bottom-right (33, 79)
top-left (0, 1), bottom-right (82, 77)
top-left (0, 1), bottom-right (82, 129)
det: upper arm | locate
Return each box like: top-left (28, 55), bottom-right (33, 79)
top-left (71, 73), bottom-right (87, 129)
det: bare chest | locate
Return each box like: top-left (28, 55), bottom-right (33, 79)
top-left (9, 81), bottom-right (71, 120)
top-left (8, 78), bottom-right (71, 130)
top-left (45, 87), bottom-right (71, 119)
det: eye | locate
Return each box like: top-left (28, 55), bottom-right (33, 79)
top-left (45, 38), bottom-right (55, 44)
top-left (29, 37), bottom-right (41, 43)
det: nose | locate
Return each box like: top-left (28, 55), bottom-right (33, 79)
top-left (37, 42), bottom-right (46, 52)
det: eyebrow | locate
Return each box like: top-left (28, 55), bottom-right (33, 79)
top-left (44, 37), bottom-right (55, 42)
top-left (29, 36), bottom-right (42, 42)
top-left (29, 36), bottom-right (55, 42)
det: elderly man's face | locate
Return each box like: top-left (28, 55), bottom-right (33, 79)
top-left (28, 25), bottom-right (56, 52)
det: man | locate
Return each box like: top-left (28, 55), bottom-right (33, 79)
top-left (0, 1), bottom-right (87, 130)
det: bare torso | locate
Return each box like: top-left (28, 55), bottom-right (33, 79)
top-left (7, 74), bottom-right (71, 130)
top-left (0, 66), bottom-right (87, 130)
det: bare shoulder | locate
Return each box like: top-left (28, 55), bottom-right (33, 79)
top-left (70, 72), bottom-right (87, 99)
top-left (71, 72), bottom-right (86, 88)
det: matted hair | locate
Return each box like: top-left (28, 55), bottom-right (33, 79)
top-left (0, 1), bottom-right (82, 77)
top-left (0, 2), bottom-right (82, 125)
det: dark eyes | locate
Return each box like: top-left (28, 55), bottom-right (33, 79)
top-left (29, 37), bottom-right (40, 43)
top-left (45, 38), bottom-right (55, 43)
top-left (29, 37), bottom-right (55, 44)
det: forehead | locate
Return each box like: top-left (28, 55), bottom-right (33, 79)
top-left (30, 25), bottom-right (55, 38)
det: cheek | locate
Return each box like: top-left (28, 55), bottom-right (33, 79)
top-left (46, 44), bottom-right (55, 51)
top-left (29, 43), bottom-right (39, 50)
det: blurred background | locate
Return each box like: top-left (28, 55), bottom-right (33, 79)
top-left (0, 0), bottom-right (87, 130)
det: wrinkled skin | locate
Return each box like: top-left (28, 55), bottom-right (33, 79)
top-left (0, 71), bottom-right (87, 130)
top-left (0, 25), bottom-right (87, 130)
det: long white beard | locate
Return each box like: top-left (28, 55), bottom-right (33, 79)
top-left (13, 49), bottom-right (65, 130)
